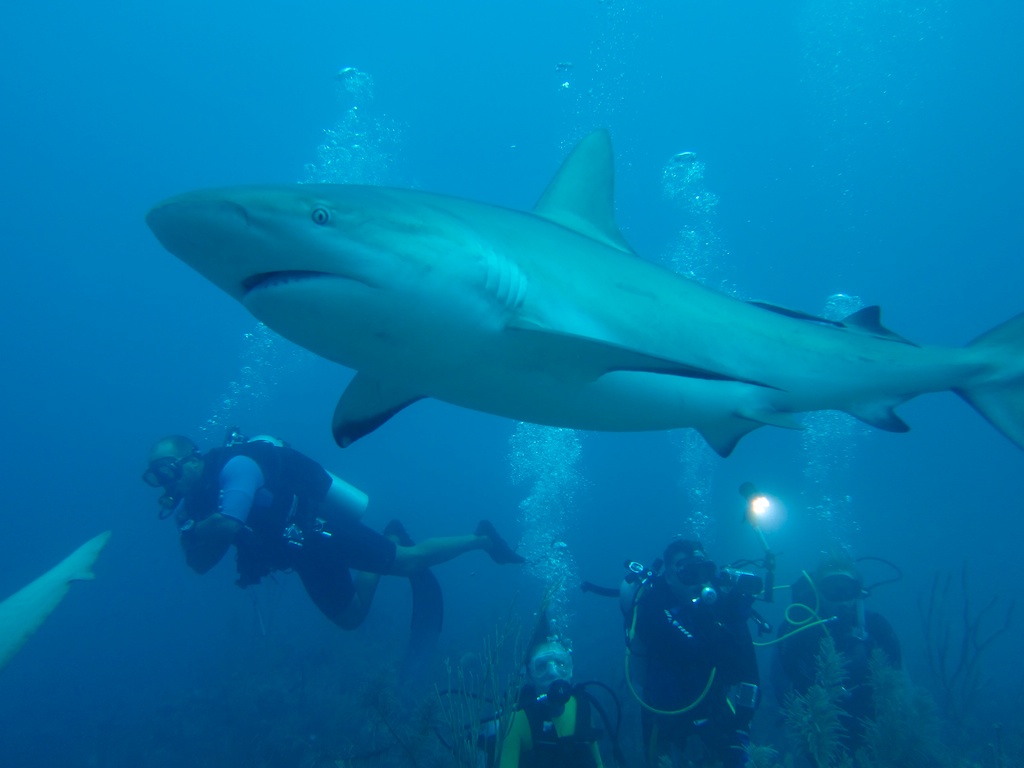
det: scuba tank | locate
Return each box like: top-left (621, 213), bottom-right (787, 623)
top-left (322, 470), bottom-right (368, 519)
top-left (224, 427), bottom-right (368, 519)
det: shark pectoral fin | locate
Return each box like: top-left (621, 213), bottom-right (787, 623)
top-left (333, 374), bottom-right (425, 447)
top-left (845, 403), bottom-right (911, 433)
top-left (532, 130), bottom-right (637, 255)
top-left (508, 321), bottom-right (775, 388)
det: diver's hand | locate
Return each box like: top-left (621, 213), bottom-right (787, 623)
top-left (181, 513), bottom-right (242, 574)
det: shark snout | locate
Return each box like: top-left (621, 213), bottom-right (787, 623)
top-left (146, 193), bottom-right (251, 253)
top-left (146, 192), bottom-right (261, 298)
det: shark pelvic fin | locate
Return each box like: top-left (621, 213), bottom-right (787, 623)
top-left (697, 421), bottom-right (764, 457)
top-left (845, 403), bottom-right (911, 432)
top-left (532, 130), bottom-right (635, 255)
top-left (333, 374), bottom-right (424, 447)
top-left (697, 409), bottom-right (801, 457)
top-left (508, 319), bottom-right (775, 388)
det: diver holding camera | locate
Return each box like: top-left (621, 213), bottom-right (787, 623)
top-left (624, 539), bottom-right (761, 768)
top-left (574, 483), bottom-right (779, 766)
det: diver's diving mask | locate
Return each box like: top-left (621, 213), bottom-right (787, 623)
top-left (142, 454), bottom-right (191, 488)
top-left (528, 643), bottom-right (573, 688)
top-left (817, 571), bottom-right (863, 603)
top-left (673, 555), bottom-right (717, 586)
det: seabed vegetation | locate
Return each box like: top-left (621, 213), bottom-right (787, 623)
top-left (85, 572), bottom-right (1018, 768)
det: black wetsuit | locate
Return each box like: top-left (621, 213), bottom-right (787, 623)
top-left (177, 442), bottom-right (397, 626)
top-left (633, 578), bottom-right (759, 768)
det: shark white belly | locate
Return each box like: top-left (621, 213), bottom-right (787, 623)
top-left (146, 132), bottom-right (1024, 456)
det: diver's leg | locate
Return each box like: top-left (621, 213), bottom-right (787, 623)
top-left (341, 570), bottom-right (381, 628)
top-left (390, 520), bottom-right (524, 574)
top-left (295, 538), bottom-right (367, 630)
top-left (322, 520), bottom-right (411, 628)
top-left (643, 710), bottom-right (672, 767)
top-left (390, 535), bottom-right (486, 574)
top-left (701, 718), bottom-right (750, 768)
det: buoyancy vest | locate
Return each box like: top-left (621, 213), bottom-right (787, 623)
top-left (182, 442), bottom-right (332, 585)
top-left (520, 689), bottom-right (601, 768)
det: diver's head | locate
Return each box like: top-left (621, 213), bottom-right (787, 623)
top-left (526, 639), bottom-right (573, 690)
top-left (664, 539), bottom-right (716, 601)
top-left (143, 435), bottom-right (203, 514)
top-left (814, 553), bottom-right (863, 605)
top-left (796, 553), bottom-right (864, 625)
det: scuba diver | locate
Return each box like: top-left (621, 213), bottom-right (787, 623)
top-left (627, 539), bottom-right (761, 768)
top-left (771, 552), bottom-right (902, 749)
top-left (142, 431), bottom-right (524, 654)
top-left (496, 611), bottom-right (617, 768)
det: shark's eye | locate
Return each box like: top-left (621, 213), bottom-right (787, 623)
top-left (311, 207), bottom-right (331, 226)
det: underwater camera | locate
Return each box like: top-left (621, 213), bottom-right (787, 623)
top-left (715, 567), bottom-right (763, 596)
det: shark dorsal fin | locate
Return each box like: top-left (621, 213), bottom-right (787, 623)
top-left (532, 130), bottom-right (635, 255)
top-left (842, 306), bottom-right (919, 347)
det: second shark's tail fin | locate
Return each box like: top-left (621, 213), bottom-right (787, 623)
top-left (955, 311), bottom-right (1024, 450)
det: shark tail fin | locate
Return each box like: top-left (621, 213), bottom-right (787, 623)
top-left (956, 311), bottom-right (1024, 450)
top-left (63, 531), bottom-right (112, 582)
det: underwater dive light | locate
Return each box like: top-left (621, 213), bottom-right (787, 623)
top-left (739, 481), bottom-right (771, 527)
top-left (738, 482), bottom-right (776, 603)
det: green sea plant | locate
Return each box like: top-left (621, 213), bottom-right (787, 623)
top-left (435, 608), bottom-right (522, 768)
top-left (855, 649), bottom-right (948, 768)
top-left (743, 741), bottom-right (794, 768)
top-left (782, 633), bottom-right (980, 768)
top-left (783, 633), bottom-right (851, 768)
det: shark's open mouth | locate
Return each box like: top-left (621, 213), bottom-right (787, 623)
top-left (242, 270), bottom-right (334, 295)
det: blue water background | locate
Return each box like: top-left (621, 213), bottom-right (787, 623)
top-left (1, 0), bottom-right (1022, 764)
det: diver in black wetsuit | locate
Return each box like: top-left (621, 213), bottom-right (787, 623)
top-left (142, 433), bottom-right (523, 633)
top-left (771, 554), bottom-right (901, 750)
top-left (630, 539), bottom-right (760, 768)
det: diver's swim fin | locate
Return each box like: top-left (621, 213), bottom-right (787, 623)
top-left (383, 520), bottom-right (444, 681)
top-left (476, 520), bottom-right (526, 564)
top-left (403, 567), bottom-right (443, 681)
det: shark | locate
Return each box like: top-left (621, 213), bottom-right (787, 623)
top-left (146, 131), bottom-right (1024, 456)
top-left (0, 531), bottom-right (111, 672)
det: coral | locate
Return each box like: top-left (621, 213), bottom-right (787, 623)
top-left (98, 633), bottom-right (452, 768)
